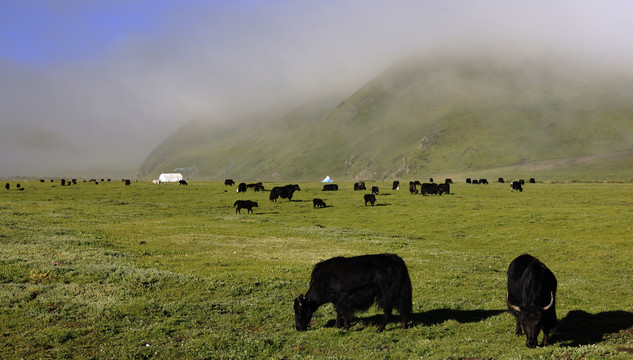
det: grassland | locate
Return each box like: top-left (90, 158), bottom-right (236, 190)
top-left (1, 180), bottom-right (633, 359)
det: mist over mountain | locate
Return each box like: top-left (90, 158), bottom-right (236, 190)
top-left (137, 53), bottom-right (633, 182)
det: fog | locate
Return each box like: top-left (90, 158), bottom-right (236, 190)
top-left (1, 0), bottom-right (633, 177)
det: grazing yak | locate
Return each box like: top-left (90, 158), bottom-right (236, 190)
top-left (498, 177), bottom-right (505, 183)
top-left (5, 183), bottom-right (9, 190)
top-left (507, 254), bottom-right (557, 348)
top-left (292, 254), bottom-right (412, 332)
top-left (364, 194), bottom-right (376, 206)
top-left (224, 179), bottom-right (235, 186)
top-left (438, 182), bottom-right (450, 195)
top-left (354, 182), bottom-right (366, 191)
top-left (511, 181), bottom-right (523, 192)
top-left (420, 183), bottom-right (438, 196)
top-left (269, 184), bottom-right (301, 202)
top-left (392, 180), bottom-right (399, 190)
top-left (313, 198), bottom-right (327, 208)
top-left (247, 182), bottom-right (265, 191)
top-left (529, 178), bottom-right (536, 184)
top-left (371, 186), bottom-right (379, 195)
top-left (409, 181), bottom-right (418, 194)
top-left (322, 184), bottom-right (338, 191)
top-left (179, 179), bottom-right (188, 186)
top-left (234, 200), bottom-right (258, 214)
top-left (237, 182), bottom-right (247, 193)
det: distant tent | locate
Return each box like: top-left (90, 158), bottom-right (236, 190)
top-left (321, 176), bottom-right (333, 183)
top-left (159, 173), bottom-right (183, 182)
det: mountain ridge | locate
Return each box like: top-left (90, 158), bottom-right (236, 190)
top-left (137, 54), bottom-right (633, 181)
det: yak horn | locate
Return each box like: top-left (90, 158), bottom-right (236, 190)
top-left (543, 292), bottom-right (554, 311)
top-left (506, 291), bottom-right (521, 313)
top-left (290, 288), bottom-right (302, 306)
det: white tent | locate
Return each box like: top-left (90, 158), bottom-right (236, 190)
top-left (321, 176), bottom-right (333, 183)
top-left (159, 173), bottom-right (183, 182)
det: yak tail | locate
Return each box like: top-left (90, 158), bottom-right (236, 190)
top-left (233, 201), bottom-right (239, 207)
top-left (399, 263), bottom-right (413, 319)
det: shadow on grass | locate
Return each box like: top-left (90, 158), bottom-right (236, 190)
top-left (412, 308), bottom-right (506, 326)
top-left (554, 309), bottom-right (633, 346)
top-left (324, 309), bottom-right (506, 330)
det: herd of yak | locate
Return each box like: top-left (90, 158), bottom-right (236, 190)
top-left (226, 178), bottom-right (553, 348)
top-left (228, 177), bottom-right (531, 214)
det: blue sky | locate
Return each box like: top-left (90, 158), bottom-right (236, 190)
top-left (1, 1), bottom-right (633, 177)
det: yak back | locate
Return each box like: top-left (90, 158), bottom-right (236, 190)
top-left (306, 254), bottom-right (410, 308)
top-left (508, 254), bottom-right (557, 308)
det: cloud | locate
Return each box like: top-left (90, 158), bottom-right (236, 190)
top-left (1, 0), bottom-right (633, 177)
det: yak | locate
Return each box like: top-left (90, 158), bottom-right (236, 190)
top-left (409, 181), bottom-right (418, 194)
top-left (507, 254), bottom-right (557, 348)
top-left (354, 182), bottom-right (366, 191)
top-left (322, 184), bottom-right (338, 191)
top-left (234, 200), bottom-right (258, 214)
top-left (511, 181), bottom-right (523, 192)
top-left (269, 184), bottom-right (301, 202)
top-left (364, 194), bottom-right (376, 206)
top-left (224, 179), bottom-right (235, 186)
top-left (392, 180), bottom-right (400, 190)
top-left (237, 182), bottom-right (247, 193)
top-left (179, 179), bottom-right (188, 186)
top-left (438, 182), bottom-right (450, 195)
top-left (292, 253), bottom-right (412, 332)
top-left (420, 183), bottom-right (438, 196)
top-left (371, 186), bottom-right (379, 195)
top-left (313, 198), bottom-right (327, 208)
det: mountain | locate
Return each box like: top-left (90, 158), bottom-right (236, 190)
top-left (137, 55), bottom-right (633, 182)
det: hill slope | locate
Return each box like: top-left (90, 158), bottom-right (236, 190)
top-left (137, 55), bottom-right (633, 181)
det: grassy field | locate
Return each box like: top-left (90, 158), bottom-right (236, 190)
top-left (1, 180), bottom-right (633, 359)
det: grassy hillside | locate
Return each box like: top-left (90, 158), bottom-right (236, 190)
top-left (138, 55), bottom-right (633, 181)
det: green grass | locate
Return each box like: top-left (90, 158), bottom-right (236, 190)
top-left (1, 180), bottom-right (633, 359)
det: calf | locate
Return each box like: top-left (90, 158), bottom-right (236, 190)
top-left (234, 200), bottom-right (258, 214)
top-left (313, 198), bottom-right (327, 208)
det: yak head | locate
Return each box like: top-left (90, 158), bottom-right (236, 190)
top-left (292, 289), bottom-right (316, 331)
top-left (508, 292), bottom-right (554, 348)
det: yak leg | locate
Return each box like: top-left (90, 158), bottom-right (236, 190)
top-left (377, 308), bottom-right (392, 332)
top-left (514, 317), bottom-right (523, 335)
top-left (334, 307), bottom-right (343, 328)
top-left (541, 330), bottom-right (550, 347)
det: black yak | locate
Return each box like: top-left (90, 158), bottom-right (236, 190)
top-left (507, 254), bottom-right (557, 348)
top-left (322, 184), bottom-right (338, 191)
top-left (237, 182), bottom-right (247, 193)
top-left (511, 181), bottom-right (523, 192)
top-left (364, 194), bottom-right (376, 206)
top-left (224, 179), bottom-right (235, 186)
top-left (313, 198), bottom-right (326, 208)
top-left (269, 184), bottom-right (301, 202)
top-left (353, 182), bottom-right (366, 191)
top-left (234, 200), bottom-right (258, 214)
top-left (293, 254), bottom-right (412, 332)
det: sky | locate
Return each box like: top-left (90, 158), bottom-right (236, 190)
top-left (1, 0), bottom-right (633, 177)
